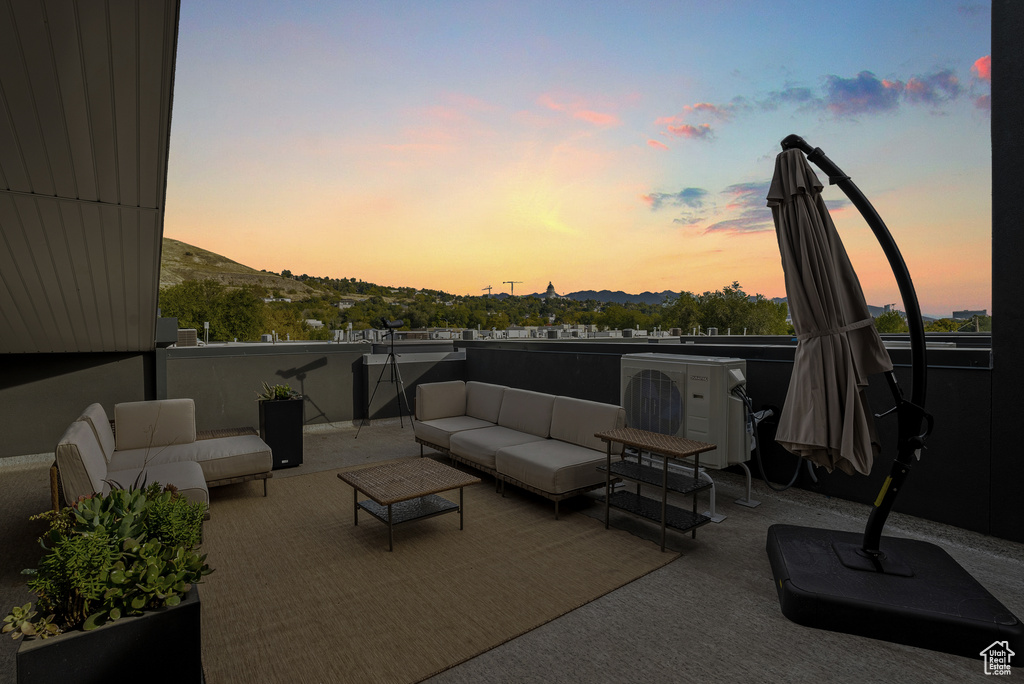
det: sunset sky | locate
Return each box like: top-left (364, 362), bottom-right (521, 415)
top-left (163, 1), bottom-right (992, 317)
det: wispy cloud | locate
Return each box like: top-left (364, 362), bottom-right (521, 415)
top-left (666, 123), bottom-right (713, 139)
top-left (647, 139), bottom-right (669, 151)
top-left (642, 187), bottom-right (708, 210)
top-left (903, 69), bottom-right (962, 105)
top-left (760, 86), bottom-right (820, 111)
top-left (538, 94), bottom-right (620, 127)
top-left (704, 182), bottom-right (775, 234)
top-left (957, 4), bottom-right (989, 17)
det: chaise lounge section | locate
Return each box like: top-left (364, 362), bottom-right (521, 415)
top-left (52, 398), bottom-right (273, 510)
top-left (414, 381), bottom-right (626, 517)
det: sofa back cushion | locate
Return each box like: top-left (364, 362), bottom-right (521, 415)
top-left (466, 382), bottom-right (506, 423)
top-left (114, 399), bottom-right (197, 451)
top-left (415, 381), bottom-right (466, 421)
top-left (497, 388), bottom-right (555, 438)
top-left (550, 396), bottom-right (626, 453)
top-left (77, 403), bottom-right (116, 463)
top-left (56, 420), bottom-right (107, 504)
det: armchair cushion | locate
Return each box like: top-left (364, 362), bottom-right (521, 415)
top-left (415, 381), bottom-right (466, 421)
top-left (550, 396), bottom-right (626, 454)
top-left (114, 399), bottom-right (196, 451)
top-left (497, 388), bottom-right (555, 438)
top-left (77, 403), bottom-right (116, 463)
top-left (466, 382), bottom-right (505, 423)
top-left (55, 421), bottom-right (108, 503)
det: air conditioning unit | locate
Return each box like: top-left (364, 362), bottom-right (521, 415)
top-left (176, 328), bottom-right (198, 347)
top-left (620, 353), bottom-right (749, 469)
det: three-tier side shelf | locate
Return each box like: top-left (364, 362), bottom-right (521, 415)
top-left (595, 427), bottom-right (717, 551)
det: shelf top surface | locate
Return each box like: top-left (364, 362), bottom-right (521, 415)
top-left (595, 427), bottom-right (717, 459)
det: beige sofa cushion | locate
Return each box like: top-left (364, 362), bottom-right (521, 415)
top-left (496, 440), bottom-right (619, 495)
top-left (77, 403), bottom-right (116, 463)
top-left (497, 388), bottom-right (554, 438)
top-left (466, 382), bottom-right (506, 423)
top-left (55, 421), bottom-right (108, 504)
top-left (414, 416), bottom-right (495, 450)
top-left (106, 461), bottom-right (209, 508)
top-left (550, 396), bottom-right (626, 454)
top-left (114, 399), bottom-right (197, 451)
top-left (415, 381), bottom-right (466, 421)
top-left (109, 435), bottom-right (272, 483)
top-left (449, 426), bottom-right (546, 470)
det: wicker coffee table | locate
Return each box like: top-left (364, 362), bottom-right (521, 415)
top-left (337, 458), bottom-right (481, 551)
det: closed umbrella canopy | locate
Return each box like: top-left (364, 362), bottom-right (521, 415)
top-left (767, 148), bottom-right (893, 476)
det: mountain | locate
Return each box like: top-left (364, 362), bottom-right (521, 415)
top-left (160, 238), bottom-right (324, 301)
top-left (161, 238), bottom-right (945, 319)
top-left (523, 289), bottom-right (680, 305)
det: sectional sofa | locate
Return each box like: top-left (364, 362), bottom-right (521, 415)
top-left (52, 398), bottom-right (274, 510)
top-left (413, 380), bottom-right (626, 517)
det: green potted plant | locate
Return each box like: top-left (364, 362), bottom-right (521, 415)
top-left (257, 381), bottom-right (304, 469)
top-left (4, 484), bottom-right (211, 683)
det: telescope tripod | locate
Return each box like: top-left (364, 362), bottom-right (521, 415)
top-left (356, 328), bottom-right (412, 438)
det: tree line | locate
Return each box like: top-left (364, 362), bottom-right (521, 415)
top-left (159, 274), bottom-right (987, 343)
top-left (158, 278), bottom-right (792, 342)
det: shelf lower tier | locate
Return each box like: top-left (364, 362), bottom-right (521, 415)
top-left (597, 490), bottom-right (711, 534)
top-left (598, 460), bottom-right (712, 496)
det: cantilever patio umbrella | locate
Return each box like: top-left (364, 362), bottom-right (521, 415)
top-left (763, 135), bottom-right (1023, 658)
top-left (767, 147), bottom-right (893, 477)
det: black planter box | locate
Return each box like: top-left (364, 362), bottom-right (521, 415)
top-left (259, 398), bottom-right (304, 469)
top-left (17, 585), bottom-right (202, 684)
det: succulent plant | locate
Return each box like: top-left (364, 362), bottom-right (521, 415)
top-left (255, 381), bottom-right (300, 401)
top-left (5, 483), bottom-right (211, 637)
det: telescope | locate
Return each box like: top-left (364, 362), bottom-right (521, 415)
top-left (380, 318), bottom-right (404, 330)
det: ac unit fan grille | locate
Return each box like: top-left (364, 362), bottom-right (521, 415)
top-left (624, 369), bottom-right (683, 436)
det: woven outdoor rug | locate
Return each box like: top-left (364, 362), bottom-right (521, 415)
top-left (199, 462), bottom-right (677, 684)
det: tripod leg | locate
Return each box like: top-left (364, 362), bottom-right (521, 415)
top-left (356, 352), bottom-right (394, 438)
top-left (390, 353), bottom-right (413, 428)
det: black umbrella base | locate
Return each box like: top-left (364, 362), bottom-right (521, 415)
top-left (766, 524), bottom-right (1023, 659)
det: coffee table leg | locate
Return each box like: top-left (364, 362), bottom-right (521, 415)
top-left (353, 487), bottom-right (359, 525)
top-left (459, 487), bottom-right (465, 530)
top-left (387, 503), bottom-right (394, 552)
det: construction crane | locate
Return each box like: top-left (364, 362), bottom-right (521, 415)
top-left (482, 285), bottom-right (493, 297)
top-left (503, 280), bottom-right (523, 296)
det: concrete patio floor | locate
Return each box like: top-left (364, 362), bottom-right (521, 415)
top-left (2, 420), bottom-right (1021, 683)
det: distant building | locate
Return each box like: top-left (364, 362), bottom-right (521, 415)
top-left (543, 282), bottom-right (562, 299)
top-left (953, 309), bottom-right (987, 320)
top-left (305, 319), bottom-right (324, 329)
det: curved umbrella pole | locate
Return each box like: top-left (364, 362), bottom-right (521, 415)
top-left (780, 134), bottom-right (934, 558)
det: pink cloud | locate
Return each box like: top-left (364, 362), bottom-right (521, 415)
top-left (538, 94), bottom-right (619, 127)
top-left (574, 110), bottom-right (620, 126)
top-left (538, 94), bottom-right (567, 113)
top-left (647, 139), bottom-right (669, 151)
top-left (640, 194), bottom-right (655, 206)
top-left (684, 102), bottom-right (731, 119)
top-left (666, 123), bottom-right (712, 140)
top-left (972, 55), bottom-right (991, 83)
